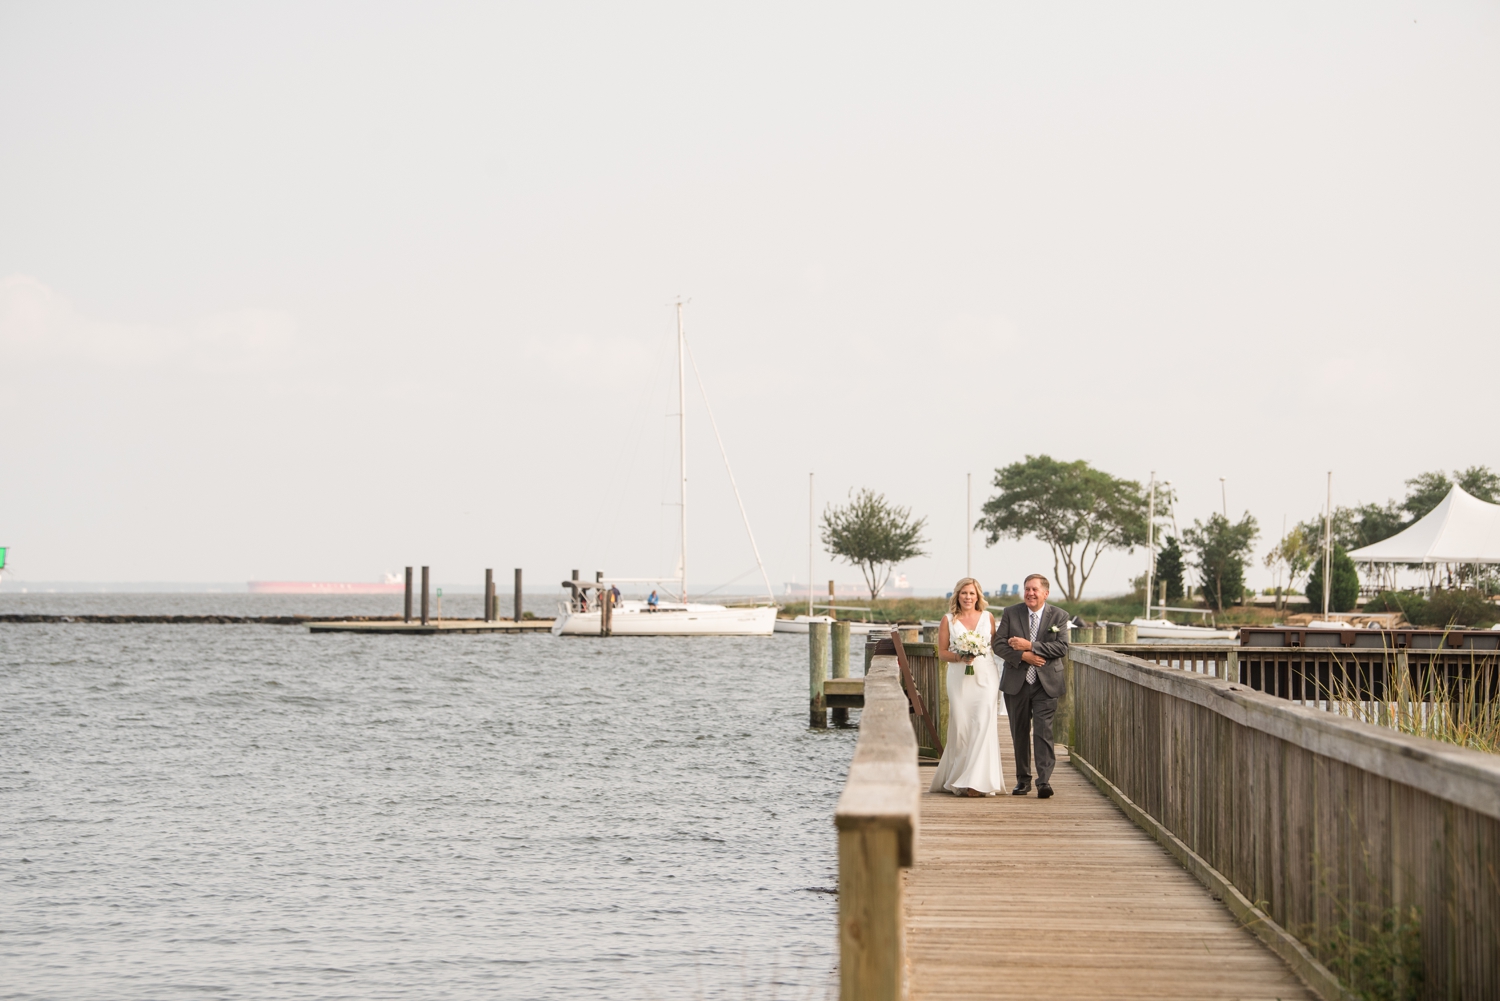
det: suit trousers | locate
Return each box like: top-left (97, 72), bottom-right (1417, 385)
top-left (1004, 678), bottom-right (1057, 787)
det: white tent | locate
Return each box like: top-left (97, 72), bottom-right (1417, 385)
top-left (1346, 486), bottom-right (1500, 565)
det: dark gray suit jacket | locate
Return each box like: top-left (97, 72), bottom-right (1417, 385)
top-left (991, 602), bottom-right (1070, 699)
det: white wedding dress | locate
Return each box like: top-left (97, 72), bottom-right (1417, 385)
top-left (929, 610), bottom-right (1006, 795)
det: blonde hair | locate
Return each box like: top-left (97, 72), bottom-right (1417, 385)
top-left (948, 578), bottom-right (988, 616)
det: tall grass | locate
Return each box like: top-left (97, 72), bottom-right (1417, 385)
top-left (1325, 644), bottom-right (1500, 755)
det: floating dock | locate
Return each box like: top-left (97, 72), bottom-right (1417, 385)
top-left (306, 618), bottom-right (553, 635)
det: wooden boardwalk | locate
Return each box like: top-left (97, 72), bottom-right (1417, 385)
top-left (908, 750), bottom-right (1316, 1001)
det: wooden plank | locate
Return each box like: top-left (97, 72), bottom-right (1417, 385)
top-left (907, 750), bottom-right (1319, 1000)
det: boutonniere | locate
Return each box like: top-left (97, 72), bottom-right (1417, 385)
top-left (1048, 624), bottom-right (1061, 634)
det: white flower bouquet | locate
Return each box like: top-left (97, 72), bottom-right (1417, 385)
top-left (950, 630), bottom-right (989, 675)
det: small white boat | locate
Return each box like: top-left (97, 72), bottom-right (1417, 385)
top-left (773, 615), bottom-right (882, 636)
top-left (553, 600), bottom-right (775, 636)
top-left (1129, 617), bottom-right (1239, 642)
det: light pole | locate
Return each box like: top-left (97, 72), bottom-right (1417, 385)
top-left (1219, 477), bottom-right (1228, 518)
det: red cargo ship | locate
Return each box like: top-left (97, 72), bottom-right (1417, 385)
top-left (248, 575), bottom-right (404, 595)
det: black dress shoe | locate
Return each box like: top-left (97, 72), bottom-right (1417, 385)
top-left (1036, 783), bottom-right (1054, 799)
top-left (1011, 782), bottom-right (1032, 796)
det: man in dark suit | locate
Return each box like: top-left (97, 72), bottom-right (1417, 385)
top-left (991, 573), bottom-right (1070, 798)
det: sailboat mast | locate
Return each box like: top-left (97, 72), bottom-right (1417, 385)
top-left (808, 473), bottom-right (815, 616)
top-left (1323, 471), bottom-right (1333, 617)
top-left (1145, 471), bottom-right (1155, 621)
top-left (677, 301), bottom-right (688, 602)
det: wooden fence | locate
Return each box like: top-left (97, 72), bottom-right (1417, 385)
top-left (1237, 629), bottom-right (1500, 710)
top-left (865, 638), bottom-right (946, 759)
top-left (835, 652), bottom-right (919, 1001)
top-left (1069, 645), bottom-right (1500, 1000)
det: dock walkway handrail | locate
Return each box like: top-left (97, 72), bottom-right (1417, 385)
top-left (1069, 645), bottom-right (1500, 1000)
top-left (835, 653), bottom-right (919, 1001)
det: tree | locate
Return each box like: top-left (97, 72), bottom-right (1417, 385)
top-left (1263, 525), bottom-right (1314, 611)
top-left (1305, 545), bottom-right (1360, 614)
top-left (1155, 537), bottom-right (1185, 603)
top-left (821, 488), bottom-right (928, 600)
top-left (977, 455), bottom-right (1150, 601)
top-left (1401, 466), bottom-right (1499, 521)
top-left (1183, 512), bottom-right (1259, 611)
top-left (1402, 471), bottom-right (1453, 522)
top-left (1457, 465), bottom-right (1500, 503)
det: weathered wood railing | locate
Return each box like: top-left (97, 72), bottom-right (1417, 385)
top-left (1104, 642), bottom-right (1238, 680)
top-left (1069, 645), bottom-right (1500, 1000)
top-left (865, 636), bottom-right (946, 758)
top-left (1237, 628), bottom-right (1500, 709)
top-left (836, 652), bottom-right (919, 1001)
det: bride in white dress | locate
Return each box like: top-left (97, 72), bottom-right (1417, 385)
top-left (930, 577), bottom-right (1005, 797)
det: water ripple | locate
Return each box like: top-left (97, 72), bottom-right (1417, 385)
top-left (0, 617), bottom-right (854, 1000)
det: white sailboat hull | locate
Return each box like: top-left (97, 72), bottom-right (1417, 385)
top-left (1129, 618), bottom-right (1239, 642)
top-left (553, 602), bottom-right (777, 636)
top-left (773, 615), bottom-right (883, 636)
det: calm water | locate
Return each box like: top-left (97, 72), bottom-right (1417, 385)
top-left (0, 598), bottom-right (856, 999)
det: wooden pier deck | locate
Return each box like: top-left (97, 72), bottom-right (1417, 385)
top-left (306, 618), bottom-right (552, 635)
top-left (906, 749), bottom-right (1316, 1001)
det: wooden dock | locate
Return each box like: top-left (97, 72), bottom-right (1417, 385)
top-left (306, 618), bottom-right (552, 635)
top-left (908, 751), bottom-right (1316, 1000)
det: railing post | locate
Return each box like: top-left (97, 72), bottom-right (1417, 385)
top-left (1225, 649), bottom-right (1238, 683)
top-left (838, 825), bottom-right (905, 1000)
top-left (810, 621), bottom-right (829, 728)
top-left (831, 620), bottom-right (851, 726)
top-left (836, 655), bottom-right (917, 1001)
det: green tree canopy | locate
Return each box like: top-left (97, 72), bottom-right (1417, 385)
top-left (1183, 512), bottom-right (1259, 611)
top-left (1154, 536), bottom-right (1185, 603)
top-left (1263, 525), bottom-right (1314, 610)
top-left (1305, 545), bottom-right (1360, 614)
top-left (821, 488), bottom-right (928, 600)
top-left (977, 455), bottom-right (1151, 601)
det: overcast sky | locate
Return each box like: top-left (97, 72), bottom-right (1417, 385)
top-left (1, 2), bottom-right (1496, 598)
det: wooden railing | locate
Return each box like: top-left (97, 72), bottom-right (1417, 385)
top-left (835, 652), bottom-right (920, 1001)
top-left (864, 637), bottom-right (946, 758)
top-left (1105, 642), bottom-right (1239, 680)
top-left (1068, 645), bottom-right (1500, 1000)
top-left (1236, 629), bottom-right (1500, 709)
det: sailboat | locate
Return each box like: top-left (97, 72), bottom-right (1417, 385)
top-left (551, 303), bottom-right (778, 637)
top-left (1130, 472), bottom-right (1238, 642)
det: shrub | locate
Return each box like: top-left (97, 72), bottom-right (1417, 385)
top-left (1364, 591), bottom-right (1427, 623)
top-left (1305, 545), bottom-right (1359, 613)
top-left (1424, 588), bottom-right (1498, 628)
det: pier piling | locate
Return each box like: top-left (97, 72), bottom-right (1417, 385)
top-left (514, 568), bottom-right (523, 622)
top-left (831, 620), bottom-right (851, 726)
top-left (809, 620), bottom-right (829, 728)
top-left (404, 567), bottom-right (413, 623)
top-left (484, 568), bottom-right (494, 622)
top-left (421, 566), bottom-right (430, 626)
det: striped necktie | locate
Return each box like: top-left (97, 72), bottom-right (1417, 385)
top-left (1025, 610), bottom-right (1040, 684)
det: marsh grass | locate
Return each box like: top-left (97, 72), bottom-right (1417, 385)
top-left (1324, 635), bottom-right (1500, 755)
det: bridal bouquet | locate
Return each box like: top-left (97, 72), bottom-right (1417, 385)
top-left (950, 630), bottom-right (989, 675)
